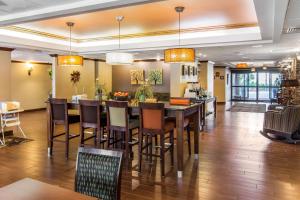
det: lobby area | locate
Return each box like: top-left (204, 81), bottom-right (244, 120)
top-left (0, 0), bottom-right (300, 200)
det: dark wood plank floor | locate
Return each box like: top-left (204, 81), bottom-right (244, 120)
top-left (1, 104), bottom-right (300, 200)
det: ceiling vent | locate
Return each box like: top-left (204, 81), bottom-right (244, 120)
top-left (285, 27), bottom-right (300, 34)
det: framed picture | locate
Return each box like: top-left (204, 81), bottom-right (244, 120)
top-left (130, 69), bottom-right (144, 85)
top-left (189, 66), bottom-right (194, 76)
top-left (148, 69), bottom-right (163, 85)
top-left (220, 75), bottom-right (224, 80)
top-left (181, 65), bottom-right (189, 76)
top-left (215, 72), bottom-right (220, 77)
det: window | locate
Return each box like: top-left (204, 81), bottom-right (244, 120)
top-left (231, 70), bottom-right (281, 102)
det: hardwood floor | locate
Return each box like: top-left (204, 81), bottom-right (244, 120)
top-left (1, 104), bottom-right (300, 200)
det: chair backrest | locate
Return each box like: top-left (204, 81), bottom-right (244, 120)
top-left (170, 97), bottom-right (191, 106)
top-left (75, 147), bottom-right (123, 200)
top-left (139, 102), bottom-right (164, 131)
top-left (79, 100), bottom-right (102, 128)
top-left (49, 98), bottom-right (68, 123)
top-left (106, 101), bottom-right (129, 129)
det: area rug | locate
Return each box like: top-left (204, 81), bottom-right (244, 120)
top-left (0, 136), bottom-right (33, 148)
top-left (227, 103), bottom-right (266, 113)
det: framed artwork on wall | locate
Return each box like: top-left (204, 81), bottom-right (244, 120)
top-left (220, 75), bottom-right (224, 80)
top-left (130, 69), bottom-right (144, 85)
top-left (148, 69), bottom-right (163, 85)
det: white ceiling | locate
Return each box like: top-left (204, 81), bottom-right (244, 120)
top-left (0, 0), bottom-right (84, 15)
top-left (4, 0), bottom-right (300, 68)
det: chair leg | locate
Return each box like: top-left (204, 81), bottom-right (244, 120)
top-left (94, 128), bottom-right (97, 147)
top-left (49, 123), bottom-right (54, 156)
top-left (170, 130), bottom-right (174, 166)
top-left (145, 135), bottom-right (149, 161)
top-left (138, 130), bottom-right (143, 173)
top-left (129, 129), bottom-right (133, 159)
top-left (80, 127), bottom-right (85, 147)
top-left (149, 134), bottom-right (153, 164)
top-left (160, 133), bottom-right (165, 177)
top-left (65, 124), bottom-right (69, 159)
top-left (186, 125), bottom-right (191, 155)
top-left (125, 130), bottom-right (130, 168)
top-left (107, 129), bottom-right (111, 149)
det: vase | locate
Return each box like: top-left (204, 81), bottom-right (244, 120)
top-left (139, 94), bottom-right (145, 102)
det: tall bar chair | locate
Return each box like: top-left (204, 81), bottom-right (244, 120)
top-left (49, 98), bottom-right (80, 158)
top-left (138, 102), bottom-right (175, 176)
top-left (79, 100), bottom-right (107, 148)
top-left (106, 101), bottom-right (139, 165)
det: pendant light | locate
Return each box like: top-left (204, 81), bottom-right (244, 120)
top-left (164, 6), bottom-right (195, 63)
top-left (106, 16), bottom-right (133, 65)
top-left (58, 22), bottom-right (83, 67)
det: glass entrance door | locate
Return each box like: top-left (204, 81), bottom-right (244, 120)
top-left (231, 70), bottom-right (281, 102)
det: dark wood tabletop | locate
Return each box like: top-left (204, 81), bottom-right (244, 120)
top-left (0, 178), bottom-right (97, 200)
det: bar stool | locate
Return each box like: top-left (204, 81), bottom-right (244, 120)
top-left (48, 98), bottom-right (80, 158)
top-left (169, 97), bottom-right (192, 155)
top-left (138, 102), bottom-right (175, 176)
top-left (79, 100), bottom-right (107, 147)
top-left (106, 101), bottom-right (139, 165)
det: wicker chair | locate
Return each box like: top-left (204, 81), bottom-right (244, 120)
top-left (261, 105), bottom-right (300, 144)
top-left (75, 147), bottom-right (123, 200)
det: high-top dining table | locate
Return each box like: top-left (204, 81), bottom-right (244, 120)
top-left (47, 100), bottom-right (203, 178)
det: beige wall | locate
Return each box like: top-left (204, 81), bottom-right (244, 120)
top-left (98, 61), bottom-right (112, 93)
top-left (199, 61), bottom-right (214, 96)
top-left (170, 63), bottom-right (187, 97)
top-left (0, 50), bottom-right (11, 101)
top-left (214, 67), bottom-right (231, 103)
top-left (11, 62), bottom-right (52, 110)
top-left (112, 61), bottom-right (171, 93)
top-left (56, 60), bottom-right (96, 99)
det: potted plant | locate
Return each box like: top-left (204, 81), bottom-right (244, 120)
top-left (135, 80), bottom-right (154, 102)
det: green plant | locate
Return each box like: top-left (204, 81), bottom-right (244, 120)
top-left (48, 68), bottom-right (52, 80)
top-left (135, 82), bottom-right (153, 101)
top-left (148, 69), bottom-right (163, 85)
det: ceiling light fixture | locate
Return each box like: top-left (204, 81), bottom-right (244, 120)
top-left (106, 16), bottom-right (133, 65)
top-left (164, 6), bottom-right (195, 63)
top-left (58, 22), bottom-right (83, 67)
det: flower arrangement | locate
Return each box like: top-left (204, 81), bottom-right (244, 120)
top-left (135, 80), bottom-right (153, 102)
top-left (70, 70), bottom-right (80, 94)
top-left (70, 70), bottom-right (80, 85)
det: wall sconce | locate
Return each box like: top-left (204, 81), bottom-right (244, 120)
top-left (26, 62), bottom-right (33, 76)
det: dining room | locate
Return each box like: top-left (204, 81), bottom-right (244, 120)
top-left (1, 0), bottom-right (300, 200)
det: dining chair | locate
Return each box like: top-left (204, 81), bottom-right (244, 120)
top-left (106, 100), bottom-right (139, 165)
top-left (138, 102), bottom-right (175, 176)
top-left (78, 100), bottom-right (107, 148)
top-left (75, 147), bottom-right (123, 200)
top-left (48, 98), bottom-right (80, 158)
top-left (169, 97), bottom-right (192, 155)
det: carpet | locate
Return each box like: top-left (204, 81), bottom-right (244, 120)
top-left (227, 103), bottom-right (267, 113)
top-left (0, 136), bottom-right (33, 148)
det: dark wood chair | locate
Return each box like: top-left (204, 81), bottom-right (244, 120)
top-left (49, 98), bottom-right (80, 158)
top-left (138, 102), bottom-right (175, 176)
top-left (106, 100), bottom-right (139, 166)
top-left (169, 97), bottom-right (192, 155)
top-left (78, 100), bottom-right (106, 148)
top-left (75, 147), bottom-right (123, 200)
